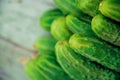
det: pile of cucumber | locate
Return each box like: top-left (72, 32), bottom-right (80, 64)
top-left (24, 0), bottom-right (120, 80)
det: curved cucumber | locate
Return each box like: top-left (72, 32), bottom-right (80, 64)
top-left (51, 17), bottom-right (72, 40)
top-left (99, 0), bottom-right (120, 22)
top-left (40, 8), bottom-right (64, 31)
top-left (69, 33), bottom-right (120, 72)
top-left (77, 0), bottom-right (101, 16)
top-left (92, 14), bottom-right (120, 47)
top-left (55, 40), bottom-right (119, 80)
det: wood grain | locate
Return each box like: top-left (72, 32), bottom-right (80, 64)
top-left (0, 0), bottom-right (55, 80)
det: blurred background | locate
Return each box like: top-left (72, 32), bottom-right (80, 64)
top-left (0, 0), bottom-right (55, 80)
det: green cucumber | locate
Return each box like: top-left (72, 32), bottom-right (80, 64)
top-left (24, 59), bottom-right (47, 80)
top-left (24, 53), bottom-right (71, 80)
top-left (55, 40), bottom-right (120, 80)
top-left (53, 0), bottom-right (92, 23)
top-left (99, 0), bottom-right (120, 22)
top-left (92, 14), bottom-right (120, 47)
top-left (69, 33), bottom-right (120, 72)
top-left (77, 0), bottom-right (101, 16)
top-left (34, 36), bottom-right (57, 53)
top-left (51, 17), bottom-right (72, 40)
top-left (40, 8), bottom-right (63, 31)
top-left (66, 14), bottom-right (95, 36)
top-left (53, 0), bottom-right (82, 15)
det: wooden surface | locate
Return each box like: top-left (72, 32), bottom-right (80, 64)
top-left (0, 0), bottom-right (55, 80)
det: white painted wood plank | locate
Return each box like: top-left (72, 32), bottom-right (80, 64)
top-left (0, 0), bottom-right (56, 50)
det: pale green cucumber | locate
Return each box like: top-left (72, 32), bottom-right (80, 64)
top-left (51, 17), bottom-right (72, 40)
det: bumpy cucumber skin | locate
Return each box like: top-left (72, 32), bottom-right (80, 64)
top-left (51, 17), bottom-right (72, 40)
top-left (40, 9), bottom-right (63, 31)
top-left (99, 0), bottom-right (120, 22)
top-left (53, 0), bottom-right (82, 15)
top-left (55, 40), bottom-right (119, 80)
top-left (77, 0), bottom-right (101, 17)
top-left (34, 36), bottom-right (57, 53)
top-left (69, 33), bottom-right (120, 73)
top-left (24, 53), bottom-right (71, 80)
top-left (53, 0), bottom-right (92, 23)
top-left (66, 14), bottom-right (95, 36)
top-left (92, 14), bottom-right (120, 47)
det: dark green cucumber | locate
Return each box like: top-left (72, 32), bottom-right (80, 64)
top-left (99, 0), bottom-right (120, 22)
top-left (34, 36), bottom-right (57, 53)
top-left (92, 14), bottom-right (120, 47)
top-left (51, 17), bottom-right (72, 40)
top-left (55, 40), bottom-right (120, 80)
top-left (66, 14), bottom-right (95, 36)
top-left (77, 0), bottom-right (101, 17)
top-left (69, 33), bottom-right (120, 72)
top-left (24, 53), bottom-right (71, 80)
top-left (40, 8), bottom-right (63, 31)
top-left (53, 0), bottom-right (92, 23)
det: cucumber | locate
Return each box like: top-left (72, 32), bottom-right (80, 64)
top-left (53, 0), bottom-right (92, 23)
top-left (24, 53), bottom-right (71, 80)
top-left (53, 0), bottom-right (83, 15)
top-left (55, 40), bottom-right (120, 80)
top-left (40, 8), bottom-right (64, 31)
top-left (24, 59), bottom-right (48, 80)
top-left (34, 36), bottom-right (57, 53)
top-left (66, 14), bottom-right (95, 36)
top-left (69, 33), bottom-right (120, 72)
top-left (77, 0), bottom-right (101, 16)
top-left (99, 0), bottom-right (120, 22)
top-left (92, 14), bottom-right (120, 47)
top-left (51, 17), bottom-right (72, 40)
